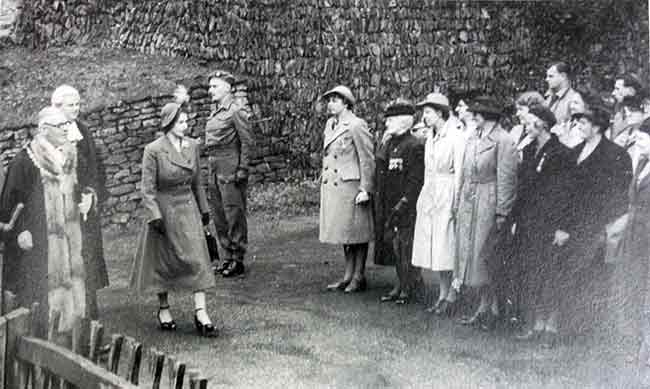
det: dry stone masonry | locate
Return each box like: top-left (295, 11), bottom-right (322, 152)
top-left (3, 0), bottom-right (649, 228)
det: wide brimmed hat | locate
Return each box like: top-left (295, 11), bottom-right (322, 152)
top-left (467, 96), bottom-right (502, 116)
top-left (572, 104), bottom-right (611, 129)
top-left (322, 85), bottom-right (356, 106)
top-left (160, 102), bottom-right (182, 129)
top-left (416, 92), bottom-right (450, 111)
top-left (528, 104), bottom-right (557, 128)
top-left (385, 98), bottom-right (415, 117)
top-left (209, 69), bottom-right (236, 85)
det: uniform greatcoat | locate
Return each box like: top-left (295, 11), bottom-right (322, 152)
top-left (130, 135), bottom-right (215, 293)
top-left (412, 120), bottom-right (465, 271)
top-left (454, 123), bottom-right (517, 288)
top-left (319, 110), bottom-right (375, 244)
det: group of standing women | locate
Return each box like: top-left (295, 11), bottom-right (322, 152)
top-left (318, 80), bottom-right (649, 350)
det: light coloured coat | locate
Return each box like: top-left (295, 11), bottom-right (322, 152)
top-left (454, 123), bottom-right (518, 287)
top-left (319, 110), bottom-right (375, 244)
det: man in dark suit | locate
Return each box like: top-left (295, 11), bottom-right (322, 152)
top-left (51, 85), bottom-right (108, 320)
top-left (374, 99), bottom-right (424, 304)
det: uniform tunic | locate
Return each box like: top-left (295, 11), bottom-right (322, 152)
top-left (205, 95), bottom-right (253, 260)
top-left (319, 111), bottom-right (375, 244)
top-left (131, 136), bottom-right (215, 293)
top-left (454, 124), bottom-right (517, 288)
top-left (412, 121), bottom-right (465, 271)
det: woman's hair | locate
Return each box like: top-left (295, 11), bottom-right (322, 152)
top-left (449, 89), bottom-right (481, 111)
top-left (515, 91), bottom-right (545, 108)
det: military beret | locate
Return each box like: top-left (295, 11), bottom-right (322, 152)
top-left (385, 98), bottom-right (415, 117)
top-left (528, 103), bottom-right (557, 128)
top-left (209, 70), bottom-right (236, 85)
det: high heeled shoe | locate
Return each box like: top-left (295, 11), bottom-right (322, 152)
top-left (436, 300), bottom-right (459, 317)
top-left (380, 288), bottom-right (400, 302)
top-left (458, 311), bottom-right (487, 327)
top-left (194, 308), bottom-right (218, 338)
top-left (344, 277), bottom-right (367, 293)
top-left (157, 306), bottom-right (176, 331)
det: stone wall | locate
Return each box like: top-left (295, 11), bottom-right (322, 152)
top-left (0, 0), bottom-right (21, 38)
top-left (4, 0), bottom-right (649, 228)
top-left (0, 84), bottom-right (285, 229)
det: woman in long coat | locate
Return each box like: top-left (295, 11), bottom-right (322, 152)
top-left (1, 107), bottom-right (88, 339)
top-left (454, 97), bottom-right (518, 329)
top-left (559, 105), bottom-right (632, 341)
top-left (509, 105), bottom-right (574, 342)
top-left (411, 93), bottom-right (465, 315)
top-left (130, 103), bottom-right (217, 337)
top-left (320, 86), bottom-right (375, 293)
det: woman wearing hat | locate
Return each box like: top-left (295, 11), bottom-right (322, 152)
top-left (411, 92), bottom-right (465, 316)
top-left (508, 104), bottom-right (574, 344)
top-left (320, 85), bottom-right (375, 293)
top-left (131, 103), bottom-right (218, 337)
top-left (454, 96), bottom-right (518, 330)
top-left (556, 105), bottom-right (632, 341)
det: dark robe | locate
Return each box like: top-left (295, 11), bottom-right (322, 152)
top-left (373, 132), bottom-right (424, 266)
top-left (76, 121), bottom-right (108, 318)
top-left (1, 150), bottom-right (51, 336)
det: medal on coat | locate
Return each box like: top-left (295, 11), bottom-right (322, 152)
top-left (389, 158), bottom-right (404, 171)
top-left (536, 152), bottom-right (547, 173)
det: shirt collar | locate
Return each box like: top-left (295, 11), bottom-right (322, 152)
top-left (216, 94), bottom-right (234, 111)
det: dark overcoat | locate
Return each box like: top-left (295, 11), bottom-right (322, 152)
top-left (374, 132), bottom-right (424, 266)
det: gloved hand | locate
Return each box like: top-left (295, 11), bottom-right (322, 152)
top-left (235, 168), bottom-right (249, 183)
top-left (391, 197), bottom-right (408, 215)
top-left (149, 219), bottom-right (166, 235)
top-left (17, 230), bottom-right (33, 251)
top-left (202, 213), bottom-right (210, 226)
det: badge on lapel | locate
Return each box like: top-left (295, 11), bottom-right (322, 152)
top-left (389, 158), bottom-right (404, 171)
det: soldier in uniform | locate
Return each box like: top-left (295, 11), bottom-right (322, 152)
top-left (205, 71), bottom-right (254, 278)
top-left (374, 99), bottom-right (425, 304)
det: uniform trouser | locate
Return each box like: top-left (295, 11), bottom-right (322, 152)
top-left (392, 225), bottom-right (423, 296)
top-left (208, 146), bottom-right (248, 262)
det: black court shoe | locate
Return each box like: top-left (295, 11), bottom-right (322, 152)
top-left (194, 308), bottom-right (218, 338)
top-left (213, 260), bottom-right (232, 274)
top-left (157, 306), bottom-right (177, 331)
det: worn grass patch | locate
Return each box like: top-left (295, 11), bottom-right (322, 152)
top-left (0, 44), bottom-right (212, 128)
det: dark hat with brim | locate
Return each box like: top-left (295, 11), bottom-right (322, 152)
top-left (528, 104), bottom-right (557, 128)
top-left (209, 70), bottom-right (236, 85)
top-left (160, 102), bottom-right (182, 129)
top-left (322, 85), bottom-right (356, 106)
top-left (467, 96), bottom-right (502, 116)
top-left (572, 104), bottom-right (611, 129)
top-left (385, 98), bottom-right (416, 117)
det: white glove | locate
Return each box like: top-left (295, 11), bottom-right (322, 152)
top-left (355, 191), bottom-right (370, 204)
top-left (79, 192), bottom-right (94, 221)
top-left (553, 230), bottom-right (570, 247)
top-left (451, 278), bottom-right (463, 292)
top-left (17, 230), bottom-right (33, 251)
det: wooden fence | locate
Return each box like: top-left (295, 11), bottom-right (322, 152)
top-left (1, 291), bottom-right (209, 389)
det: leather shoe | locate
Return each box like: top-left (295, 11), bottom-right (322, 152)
top-left (327, 279), bottom-right (350, 291)
top-left (213, 260), bottom-right (231, 274)
top-left (514, 329), bottom-right (542, 341)
top-left (458, 311), bottom-right (485, 326)
top-left (380, 289), bottom-right (400, 302)
top-left (394, 292), bottom-right (409, 305)
top-left (222, 261), bottom-right (245, 278)
top-left (435, 300), bottom-right (458, 317)
top-left (344, 277), bottom-right (367, 293)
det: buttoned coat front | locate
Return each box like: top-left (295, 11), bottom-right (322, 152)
top-left (130, 135), bottom-right (215, 293)
top-left (454, 124), bottom-right (518, 288)
top-left (319, 111), bottom-right (375, 244)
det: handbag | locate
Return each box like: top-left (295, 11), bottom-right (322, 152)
top-left (205, 230), bottom-right (220, 262)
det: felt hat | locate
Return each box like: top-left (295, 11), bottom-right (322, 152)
top-left (160, 102), bottom-right (181, 129)
top-left (322, 85), bottom-right (356, 106)
top-left (384, 98), bottom-right (416, 117)
top-left (528, 103), bottom-right (557, 128)
top-left (467, 96), bottom-right (502, 116)
top-left (416, 92), bottom-right (450, 111)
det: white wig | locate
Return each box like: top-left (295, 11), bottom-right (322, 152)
top-left (51, 85), bottom-right (80, 106)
